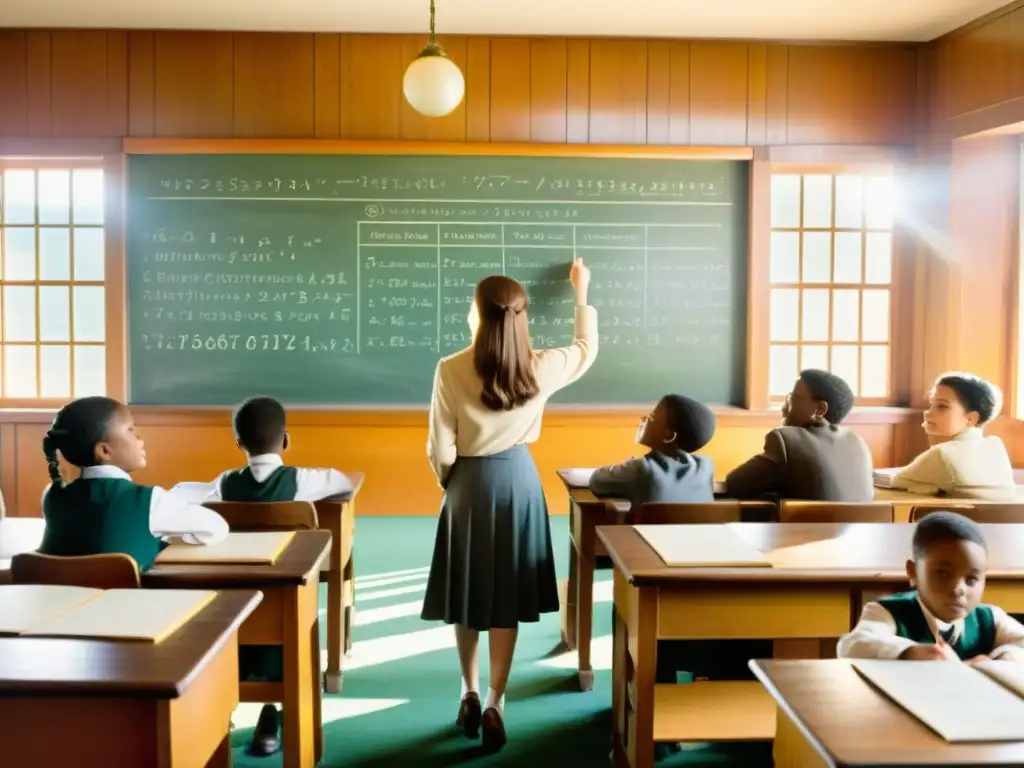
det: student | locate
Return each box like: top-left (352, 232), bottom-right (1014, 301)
top-left (422, 261), bottom-right (597, 753)
top-left (200, 395), bottom-right (354, 503)
top-left (725, 369), bottom-right (873, 501)
top-left (38, 396), bottom-right (227, 570)
top-left (198, 395), bottom-right (354, 757)
top-left (589, 394), bottom-right (716, 509)
top-left (892, 372), bottom-right (1016, 501)
top-left (838, 510), bottom-right (1024, 662)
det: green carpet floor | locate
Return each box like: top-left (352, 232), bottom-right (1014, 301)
top-left (229, 516), bottom-right (773, 767)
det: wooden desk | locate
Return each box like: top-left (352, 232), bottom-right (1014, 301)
top-left (315, 471), bottom-right (362, 693)
top-left (752, 658), bottom-right (1024, 766)
top-left (144, 530), bottom-right (332, 768)
top-left (0, 590), bottom-right (261, 768)
top-left (0, 518), bottom-right (45, 584)
top-left (599, 523), bottom-right (1024, 768)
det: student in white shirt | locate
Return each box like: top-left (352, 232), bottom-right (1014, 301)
top-left (422, 259), bottom-right (597, 754)
top-left (37, 396), bottom-right (228, 571)
top-left (892, 372), bottom-right (1016, 500)
top-left (838, 510), bottom-right (1024, 662)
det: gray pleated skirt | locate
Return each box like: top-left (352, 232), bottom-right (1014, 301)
top-left (421, 444), bottom-right (559, 631)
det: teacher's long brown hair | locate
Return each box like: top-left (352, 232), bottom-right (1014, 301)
top-left (473, 275), bottom-right (540, 411)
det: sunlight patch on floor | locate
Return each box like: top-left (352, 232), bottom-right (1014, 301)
top-left (355, 565), bottom-right (430, 584)
top-left (232, 697), bottom-right (408, 728)
top-left (358, 583), bottom-right (427, 601)
top-left (537, 634), bottom-right (612, 671)
top-left (322, 625), bottom-right (455, 672)
top-left (344, 599), bottom-right (424, 626)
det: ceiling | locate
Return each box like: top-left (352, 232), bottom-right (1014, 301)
top-left (0, 0), bottom-right (1011, 42)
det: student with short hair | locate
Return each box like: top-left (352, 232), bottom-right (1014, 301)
top-left (725, 369), bottom-right (873, 501)
top-left (589, 394), bottom-right (716, 509)
top-left (838, 510), bottom-right (1024, 662)
top-left (892, 372), bottom-right (1016, 500)
top-left (38, 396), bottom-right (228, 570)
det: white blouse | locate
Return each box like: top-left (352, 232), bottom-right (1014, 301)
top-left (427, 305), bottom-right (598, 485)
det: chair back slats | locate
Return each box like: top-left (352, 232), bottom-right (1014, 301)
top-left (779, 501), bottom-right (894, 523)
top-left (11, 552), bottom-right (140, 589)
top-left (910, 503), bottom-right (1024, 523)
top-left (633, 500), bottom-right (776, 525)
top-left (205, 501), bottom-right (319, 531)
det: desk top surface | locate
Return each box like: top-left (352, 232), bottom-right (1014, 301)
top-left (0, 590), bottom-right (260, 697)
top-left (143, 529), bottom-right (332, 589)
top-left (597, 522), bottom-right (1024, 584)
top-left (752, 659), bottom-right (1024, 766)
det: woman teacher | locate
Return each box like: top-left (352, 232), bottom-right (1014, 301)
top-left (421, 258), bottom-right (597, 753)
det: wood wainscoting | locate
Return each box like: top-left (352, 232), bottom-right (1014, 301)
top-left (0, 407), bottom-right (924, 517)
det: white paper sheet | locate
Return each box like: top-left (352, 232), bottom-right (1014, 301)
top-left (0, 584), bottom-right (100, 635)
top-left (559, 468), bottom-right (596, 488)
top-left (852, 659), bottom-right (1024, 742)
top-left (155, 531), bottom-right (294, 565)
top-left (633, 524), bottom-right (771, 567)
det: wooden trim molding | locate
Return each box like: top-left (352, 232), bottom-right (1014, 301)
top-left (0, 138), bottom-right (123, 157)
top-left (948, 96), bottom-right (1024, 140)
top-left (746, 149), bottom-right (771, 409)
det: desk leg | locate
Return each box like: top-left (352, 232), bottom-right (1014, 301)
top-left (613, 578), bottom-right (657, 768)
top-left (575, 510), bottom-right (596, 692)
top-left (283, 584), bottom-right (317, 768)
top-left (344, 554), bottom-right (355, 655)
top-left (564, 528), bottom-right (579, 651)
top-left (311, 617), bottom-right (325, 766)
top-left (324, 564), bottom-right (344, 694)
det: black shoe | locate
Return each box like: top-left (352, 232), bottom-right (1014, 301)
top-left (248, 704), bottom-right (281, 757)
top-left (456, 692), bottom-right (482, 738)
top-left (481, 707), bottom-right (507, 753)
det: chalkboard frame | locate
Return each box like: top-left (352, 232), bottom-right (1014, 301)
top-left (122, 138), bottom-right (756, 410)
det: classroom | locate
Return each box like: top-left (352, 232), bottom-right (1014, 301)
top-left (1, 0), bottom-right (1024, 766)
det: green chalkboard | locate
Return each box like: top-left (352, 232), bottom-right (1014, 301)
top-left (126, 153), bottom-right (748, 406)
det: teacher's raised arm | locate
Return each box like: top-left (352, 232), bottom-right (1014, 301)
top-left (421, 258), bottom-right (596, 754)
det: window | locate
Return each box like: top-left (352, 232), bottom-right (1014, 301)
top-left (767, 171), bottom-right (895, 402)
top-left (0, 162), bottom-right (106, 402)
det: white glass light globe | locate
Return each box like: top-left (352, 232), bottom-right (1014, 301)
top-left (403, 52), bottom-right (465, 118)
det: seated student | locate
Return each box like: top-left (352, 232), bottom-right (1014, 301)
top-left (199, 395), bottom-right (353, 757)
top-left (892, 372), bottom-right (1016, 501)
top-left (838, 510), bottom-right (1024, 662)
top-left (725, 369), bottom-right (873, 501)
top-left (38, 396), bottom-right (227, 570)
top-left (589, 394), bottom-right (716, 509)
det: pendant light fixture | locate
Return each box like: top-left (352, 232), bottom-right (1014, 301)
top-left (402, 0), bottom-right (465, 118)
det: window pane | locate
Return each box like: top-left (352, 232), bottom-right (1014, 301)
top-left (72, 286), bottom-right (105, 342)
top-left (832, 289), bottom-right (860, 342)
top-left (862, 289), bottom-right (890, 342)
top-left (73, 228), bottom-right (105, 281)
top-left (770, 345), bottom-right (798, 396)
top-left (835, 174), bottom-right (864, 228)
top-left (802, 231), bottom-right (831, 282)
top-left (801, 289), bottom-right (830, 342)
top-left (833, 231), bottom-right (863, 283)
top-left (801, 344), bottom-right (828, 371)
top-left (3, 170), bottom-right (36, 225)
top-left (4, 286), bottom-right (36, 341)
top-left (39, 345), bottom-right (71, 398)
top-left (864, 176), bottom-right (895, 230)
top-left (39, 286), bottom-right (70, 342)
top-left (770, 289), bottom-right (799, 341)
top-left (770, 175), bottom-right (801, 228)
top-left (4, 345), bottom-right (37, 397)
top-left (802, 174), bottom-right (833, 228)
top-left (861, 345), bottom-right (889, 397)
top-left (72, 170), bottom-right (104, 225)
top-left (38, 170), bottom-right (71, 225)
top-left (865, 232), bottom-right (893, 284)
top-left (39, 228), bottom-right (71, 281)
top-left (831, 346), bottom-right (860, 396)
top-left (4, 228), bottom-right (36, 281)
top-left (74, 345), bottom-right (106, 397)
top-left (770, 231), bottom-right (799, 283)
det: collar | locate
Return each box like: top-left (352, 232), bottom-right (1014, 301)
top-left (80, 465), bottom-right (132, 481)
top-left (916, 593), bottom-right (963, 643)
top-left (247, 453), bottom-right (284, 468)
top-left (953, 427), bottom-right (984, 443)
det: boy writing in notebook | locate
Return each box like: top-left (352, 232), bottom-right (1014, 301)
top-left (838, 510), bottom-right (1024, 662)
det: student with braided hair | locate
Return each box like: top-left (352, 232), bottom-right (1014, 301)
top-left (38, 396), bottom-right (227, 570)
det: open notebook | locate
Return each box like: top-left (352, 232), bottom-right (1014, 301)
top-left (634, 524), bottom-right (772, 567)
top-left (0, 584), bottom-right (215, 642)
top-left (557, 468), bottom-right (596, 489)
top-left (852, 660), bottom-right (1024, 742)
top-left (155, 531), bottom-right (294, 565)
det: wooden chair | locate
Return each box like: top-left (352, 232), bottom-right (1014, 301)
top-left (204, 500), bottom-right (319, 532)
top-left (779, 501), bottom-right (894, 523)
top-left (910, 503), bottom-right (1024, 523)
top-left (632, 500), bottom-right (776, 525)
top-left (10, 552), bottom-right (141, 589)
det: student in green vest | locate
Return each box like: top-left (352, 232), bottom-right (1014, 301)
top-left (38, 396), bottom-right (228, 570)
top-left (838, 510), bottom-right (1024, 661)
top-left (188, 395), bottom-right (353, 757)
